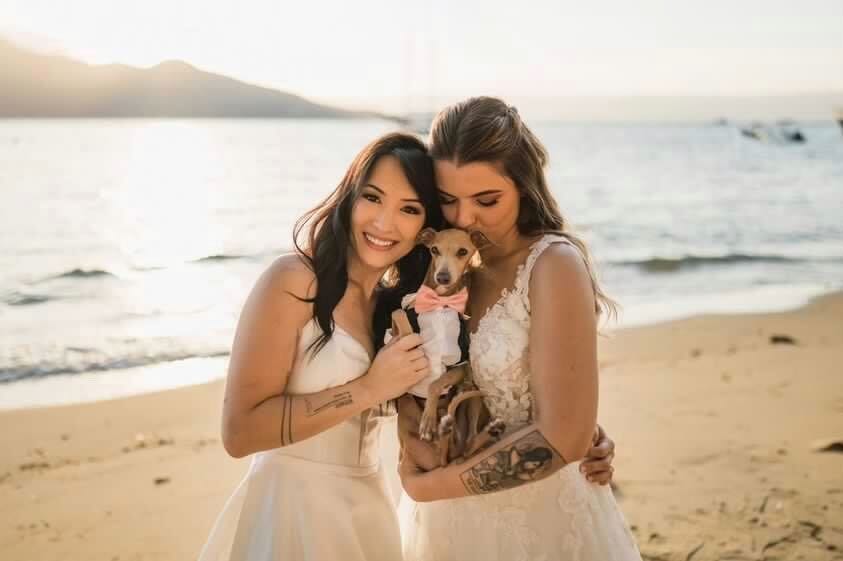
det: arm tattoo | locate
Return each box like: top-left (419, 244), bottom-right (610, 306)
top-left (281, 392), bottom-right (354, 446)
top-left (280, 395), bottom-right (293, 446)
top-left (459, 429), bottom-right (565, 495)
top-left (303, 392), bottom-right (353, 417)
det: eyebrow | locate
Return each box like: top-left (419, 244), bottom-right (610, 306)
top-left (438, 189), bottom-right (503, 198)
top-left (365, 183), bottom-right (422, 204)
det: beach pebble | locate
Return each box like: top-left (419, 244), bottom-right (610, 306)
top-left (769, 334), bottom-right (797, 345)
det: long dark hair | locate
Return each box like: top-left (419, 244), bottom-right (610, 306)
top-left (429, 96), bottom-right (617, 320)
top-left (293, 132), bottom-right (444, 355)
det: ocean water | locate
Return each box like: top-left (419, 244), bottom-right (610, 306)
top-left (1, 119), bottom-right (842, 408)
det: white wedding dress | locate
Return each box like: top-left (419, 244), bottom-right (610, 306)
top-left (198, 319), bottom-right (401, 561)
top-left (400, 235), bottom-right (642, 561)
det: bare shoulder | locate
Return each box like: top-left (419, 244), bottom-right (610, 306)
top-left (529, 241), bottom-right (593, 301)
top-left (246, 253), bottom-right (316, 320)
top-left (266, 253), bottom-right (317, 299)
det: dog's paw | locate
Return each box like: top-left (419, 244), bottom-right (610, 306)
top-left (438, 414), bottom-right (455, 438)
top-left (486, 418), bottom-right (505, 438)
top-left (419, 411), bottom-right (437, 442)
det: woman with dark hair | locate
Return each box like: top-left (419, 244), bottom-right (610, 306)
top-left (398, 98), bottom-right (642, 560)
top-left (198, 132), bottom-right (442, 561)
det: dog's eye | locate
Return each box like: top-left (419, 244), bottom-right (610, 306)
top-left (431, 247), bottom-right (440, 256)
top-left (456, 248), bottom-right (469, 257)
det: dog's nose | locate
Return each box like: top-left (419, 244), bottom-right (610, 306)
top-left (435, 271), bottom-right (451, 286)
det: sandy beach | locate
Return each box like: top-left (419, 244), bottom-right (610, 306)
top-left (1, 292), bottom-right (841, 561)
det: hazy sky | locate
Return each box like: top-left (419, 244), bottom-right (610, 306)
top-left (2, 0), bottom-right (841, 112)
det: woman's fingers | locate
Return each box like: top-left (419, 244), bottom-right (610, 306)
top-left (587, 466), bottom-right (614, 486)
top-left (394, 333), bottom-right (424, 350)
top-left (406, 348), bottom-right (425, 362)
top-left (588, 438), bottom-right (614, 459)
top-left (580, 451), bottom-right (615, 486)
top-left (581, 454), bottom-right (614, 473)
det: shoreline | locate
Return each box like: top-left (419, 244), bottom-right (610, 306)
top-left (1, 290), bottom-right (842, 559)
top-left (2, 285), bottom-right (839, 413)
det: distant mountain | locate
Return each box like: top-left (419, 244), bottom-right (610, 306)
top-left (0, 39), bottom-right (370, 118)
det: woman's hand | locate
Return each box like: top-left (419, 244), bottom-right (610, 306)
top-left (399, 440), bottom-right (437, 502)
top-left (363, 333), bottom-right (429, 403)
top-left (402, 431), bottom-right (440, 472)
top-left (579, 424), bottom-right (615, 485)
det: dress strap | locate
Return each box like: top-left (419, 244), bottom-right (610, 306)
top-left (513, 234), bottom-right (573, 311)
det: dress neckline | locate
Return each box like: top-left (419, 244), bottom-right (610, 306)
top-left (305, 318), bottom-right (373, 362)
top-left (334, 323), bottom-right (374, 362)
top-left (468, 235), bottom-right (547, 339)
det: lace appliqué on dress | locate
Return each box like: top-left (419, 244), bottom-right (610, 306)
top-left (469, 235), bottom-right (570, 428)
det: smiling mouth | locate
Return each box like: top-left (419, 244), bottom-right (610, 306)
top-left (363, 232), bottom-right (398, 249)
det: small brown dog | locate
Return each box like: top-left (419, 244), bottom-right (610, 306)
top-left (393, 227), bottom-right (505, 467)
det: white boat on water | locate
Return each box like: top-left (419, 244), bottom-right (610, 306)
top-left (739, 121), bottom-right (805, 144)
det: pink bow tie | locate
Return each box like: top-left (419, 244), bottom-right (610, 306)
top-left (414, 285), bottom-right (469, 314)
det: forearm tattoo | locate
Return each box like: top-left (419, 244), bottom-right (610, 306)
top-left (280, 392), bottom-right (354, 446)
top-left (280, 395), bottom-right (293, 446)
top-left (304, 392), bottom-right (353, 416)
top-left (460, 430), bottom-right (564, 494)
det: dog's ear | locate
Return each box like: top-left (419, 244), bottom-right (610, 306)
top-left (469, 230), bottom-right (492, 250)
top-left (416, 227), bottom-right (437, 247)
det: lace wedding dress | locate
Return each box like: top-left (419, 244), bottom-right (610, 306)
top-left (198, 319), bottom-right (401, 561)
top-left (400, 234), bottom-right (642, 561)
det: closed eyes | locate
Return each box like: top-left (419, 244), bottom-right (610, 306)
top-left (476, 198), bottom-right (499, 207)
top-left (438, 194), bottom-right (500, 207)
